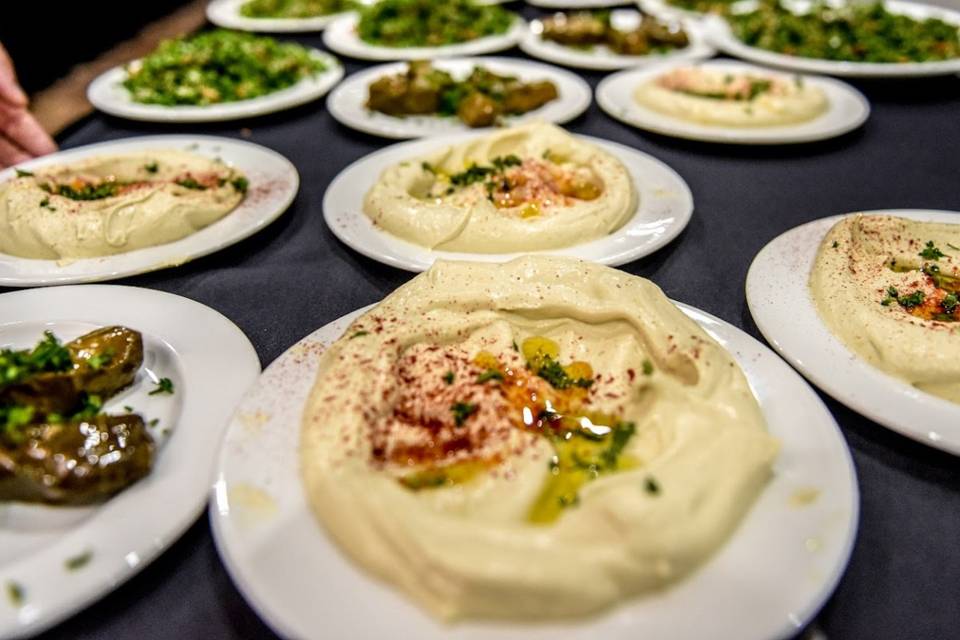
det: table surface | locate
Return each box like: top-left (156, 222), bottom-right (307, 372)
top-left (13, 7), bottom-right (960, 640)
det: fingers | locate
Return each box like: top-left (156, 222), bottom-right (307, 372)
top-left (0, 43), bottom-right (27, 108)
top-left (0, 108), bottom-right (56, 157)
top-left (0, 135), bottom-right (32, 169)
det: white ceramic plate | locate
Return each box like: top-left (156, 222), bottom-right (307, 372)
top-left (327, 57), bottom-right (592, 139)
top-left (87, 50), bottom-right (343, 122)
top-left (210, 300), bottom-right (858, 640)
top-left (0, 135), bottom-right (299, 287)
top-left (596, 60), bottom-right (869, 144)
top-left (520, 11), bottom-right (715, 70)
top-left (706, 0), bottom-right (960, 78)
top-left (322, 132), bottom-right (693, 271)
top-left (0, 285), bottom-right (260, 640)
top-left (529, 0), bottom-right (630, 8)
top-left (206, 0), bottom-right (355, 31)
top-left (322, 13), bottom-right (526, 60)
top-left (637, 0), bottom-right (717, 22)
top-left (746, 209), bottom-right (960, 456)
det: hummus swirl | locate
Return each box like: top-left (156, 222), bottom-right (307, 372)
top-left (0, 150), bottom-right (247, 259)
top-left (362, 123), bottom-right (637, 253)
top-left (634, 67), bottom-right (827, 127)
top-left (301, 256), bottom-right (778, 621)
top-left (811, 214), bottom-right (960, 403)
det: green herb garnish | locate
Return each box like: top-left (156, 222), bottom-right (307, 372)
top-left (476, 369), bottom-right (503, 384)
top-left (6, 582), bottom-right (23, 607)
top-left (443, 371), bottom-right (455, 384)
top-left (450, 401), bottom-right (477, 427)
top-left (149, 377), bottom-right (175, 395)
top-left (144, 162), bottom-right (159, 173)
top-left (231, 176), bottom-right (249, 193)
top-left (919, 241), bottom-right (948, 261)
top-left (349, 331), bottom-right (369, 340)
top-left (65, 550), bottom-right (93, 571)
top-left (14, 169), bottom-right (33, 177)
top-left (642, 359), bottom-right (654, 376)
top-left (644, 476), bottom-right (661, 495)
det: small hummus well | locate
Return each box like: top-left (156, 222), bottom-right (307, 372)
top-left (811, 214), bottom-right (960, 404)
top-left (362, 122), bottom-right (637, 253)
top-left (0, 150), bottom-right (248, 259)
top-left (634, 66), bottom-right (827, 127)
top-left (301, 256), bottom-right (779, 621)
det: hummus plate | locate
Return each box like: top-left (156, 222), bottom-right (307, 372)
top-left (596, 60), bottom-right (869, 144)
top-left (322, 13), bottom-right (526, 61)
top-left (0, 135), bottom-right (298, 287)
top-left (520, 11), bottom-right (714, 71)
top-left (746, 209), bottom-right (960, 456)
top-left (323, 130), bottom-right (692, 270)
top-left (210, 296), bottom-right (857, 639)
top-left (0, 285), bottom-right (259, 639)
top-left (327, 58), bottom-right (592, 139)
top-left (87, 50), bottom-right (342, 123)
top-left (705, 1), bottom-right (960, 78)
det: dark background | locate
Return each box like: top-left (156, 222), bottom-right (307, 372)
top-left (3, 3), bottom-right (960, 639)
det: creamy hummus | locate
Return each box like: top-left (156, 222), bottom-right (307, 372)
top-left (301, 256), bottom-right (779, 621)
top-left (811, 214), bottom-right (960, 403)
top-left (634, 67), bottom-right (827, 127)
top-left (362, 123), bottom-right (637, 253)
top-left (0, 150), bottom-right (247, 259)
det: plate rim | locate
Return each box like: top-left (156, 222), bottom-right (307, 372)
top-left (206, 0), bottom-right (353, 32)
top-left (320, 131), bottom-right (694, 271)
top-left (745, 208), bottom-right (960, 456)
top-left (595, 59), bottom-right (871, 145)
top-left (519, 15), bottom-right (716, 71)
top-left (208, 298), bottom-right (860, 640)
top-left (86, 49), bottom-right (344, 123)
top-left (0, 134), bottom-right (300, 287)
top-left (322, 12), bottom-right (526, 61)
top-left (705, 0), bottom-right (960, 78)
top-left (0, 284), bottom-right (261, 639)
top-left (326, 56), bottom-right (593, 139)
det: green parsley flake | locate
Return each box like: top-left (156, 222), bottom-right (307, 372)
top-left (476, 369), bottom-right (504, 383)
top-left (919, 241), bottom-right (948, 261)
top-left (6, 581), bottom-right (23, 607)
top-left (450, 402), bottom-right (477, 427)
top-left (644, 476), bottom-right (661, 495)
top-left (349, 331), bottom-right (369, 339)
top-left (642, 359), bottom-right (654, 376)
top-left (149, 377), bottom-right (175, 395)
top-left (65, 550), bottom-right (93, 571)
top-left (442, 371), bottom-right (454, 385)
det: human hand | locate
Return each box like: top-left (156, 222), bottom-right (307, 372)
top-left (0, 42), bottom-right (57, 169)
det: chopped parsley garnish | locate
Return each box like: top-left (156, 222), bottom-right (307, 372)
top-left (149, 377), bottom-right (175, 395)
top-left (0, 331), bottom-right (73, 388)
top-left (6, 581), bottom-right (23, 607)
top-left (831, 240), bottom-right (839, 249)
top-left (231, 176), bottom-right (249, 193)
top-left (942, 293), bottom-right (958, 314)
top-left (349, 331), bottom-right (369, 339)
top-left (74, 394), bottom-right (104, 420)
top-left (443, 371), bottom-right (454, 384)
top-left (476, 369), bottom-right (503, 384)
top-left (450, 402), bottom-right (477, 427)
top-left (919, 241), bottom-right (947, 261)
top-left (86, 349), bottom-right (114, 371)
top-left (144, 162), bottom-right (159, 173)
top-left (45, 181), bottom-right (125, 201)
top-left (898, 291), bottom-right (925, 308)
top-left (421, 162), bottom-right (435, 174)
top-left (175, 177), bottom-right (207, 190)
top-left (39, 197), bottom-right (56, 211)
top-left (642, 359), bottom-right (654, 376)
top-left (65, 550), bottom-right (93, 571)
top-left (124, 405), bottom-right (134, 413)
top-left (599, 421), bottom-right (636, 469)
top-left (448, 155), bottom-right (522, 189)
top-left (14, 168), bottom-right (33, 177)
top-left (530, 355), bottom-right (593, 390)
top-left (148, 418), bottom-right (160, 427)
top-left (644, 476), bottom-right (661, 495)
top-left (0, 405), bottom-right (35, 441)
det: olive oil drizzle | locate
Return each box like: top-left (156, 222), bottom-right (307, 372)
top-left (396, 336), bottom-right (639, 524)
